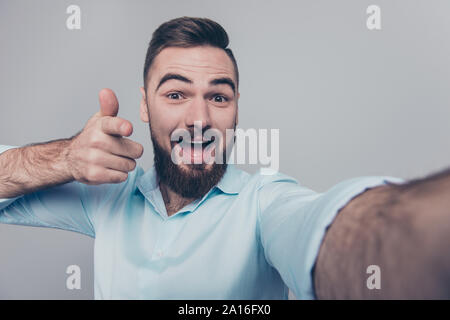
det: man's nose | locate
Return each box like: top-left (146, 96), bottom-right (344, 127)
top-left (185, 97), bottom-right (212, 130)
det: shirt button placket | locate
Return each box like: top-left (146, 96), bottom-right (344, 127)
top-left (152, 219), bottom-right (168, 260)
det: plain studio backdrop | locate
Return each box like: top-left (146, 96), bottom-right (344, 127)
top-left (0, 0), bottom-right (449, 299)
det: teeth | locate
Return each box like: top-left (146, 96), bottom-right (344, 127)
top-left (177, 137), bottom-right (214, 146)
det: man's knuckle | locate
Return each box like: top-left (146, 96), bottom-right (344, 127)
top-left (132, 143), bottom-right (144, 158)
top-left (85, 149), bottom-right (98, 164)
top-left (127, 159), bottom-right (136, 171)
top-left (120, 159), bottom-right (132, 172)
top-left (86, 167), bottom-right (101, 182)
top-left (137, 144), bottom-right (144, 157)
top-left (113, 172), bottom-right (128, 183)
top-left (89, 134), bottom-right (102, 148)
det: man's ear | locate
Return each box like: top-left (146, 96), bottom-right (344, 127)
top-left (235, 92), bottom-right (240, 126)
top-left (140, 86), bottom-right (149, 123)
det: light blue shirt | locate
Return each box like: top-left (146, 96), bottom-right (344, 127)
top-left (0, 145), bottom-right (404, 299)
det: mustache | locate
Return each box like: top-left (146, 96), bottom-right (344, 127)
top-left (170, 126), bottom-right (215, 143)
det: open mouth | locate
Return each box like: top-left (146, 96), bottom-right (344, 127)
top-left (171, 135), bottom-right (218, 165)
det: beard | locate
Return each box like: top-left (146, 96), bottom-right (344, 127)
top-left (151, 132), bottom-right (228, 200)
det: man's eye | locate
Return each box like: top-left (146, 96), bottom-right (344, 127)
top-left (167, 92), bottom-right (183, 100)
top-left (213, 95), bottom-right (228, 103)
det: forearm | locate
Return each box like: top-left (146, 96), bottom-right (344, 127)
top-left (314, 168), bottom-right (450, 299)
top-left (0, 139), bottom-right (75, 199)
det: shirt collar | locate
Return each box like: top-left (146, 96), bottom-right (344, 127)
top-left (215, 164), bottom-right (245, 195)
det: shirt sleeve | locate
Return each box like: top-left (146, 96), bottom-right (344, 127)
top-left (256, 171), bottom-right (405, 300)
top-left (0, 145), bottom-right (25, 209)
top-left (0, 145), bottom-right (133, 238)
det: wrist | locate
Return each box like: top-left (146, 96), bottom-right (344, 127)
top-left (61, 138), bottom-right (76, 181)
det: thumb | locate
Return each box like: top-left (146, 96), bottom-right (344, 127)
top-left (99, 88), bottom-right (119, 117)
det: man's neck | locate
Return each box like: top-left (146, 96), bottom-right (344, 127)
top-left (159, 182), bottom-right (195, 217)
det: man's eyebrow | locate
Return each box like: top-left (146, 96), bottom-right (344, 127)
top-left (209, 77), bottom-right (236, 95)
top-left (156, 73), bottom-right (193, 91)
top-left (156, 73), bottom-right (236, 95)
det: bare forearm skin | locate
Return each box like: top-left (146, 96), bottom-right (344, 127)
top-left (314, 167), bottom-right (450, 299)
top-left (0, 138), bottom-right (75, 199)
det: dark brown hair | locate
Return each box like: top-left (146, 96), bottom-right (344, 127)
top-left (143, 16), bottom-right (239, 90)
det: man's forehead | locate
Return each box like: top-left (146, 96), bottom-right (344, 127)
top-left (150, 46), bottom-right (236, 85)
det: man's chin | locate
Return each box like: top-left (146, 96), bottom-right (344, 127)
top-left (162, 162), bottom-right (227, 199)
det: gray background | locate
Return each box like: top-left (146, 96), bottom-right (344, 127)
top-left (1, 0), bottom-right (449, 299)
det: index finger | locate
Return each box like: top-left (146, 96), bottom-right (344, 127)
top-left (101, 116), bottom-right (133, 137)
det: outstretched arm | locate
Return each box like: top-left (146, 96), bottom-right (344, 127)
top-left (314, 167), bottom-right (450, 299)
top-left (0, 139), bottom-right (73, 199)
top-left (0, 89), bottom-right (144, 236)
top-left (0, 89), bottom-right (143, 199)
